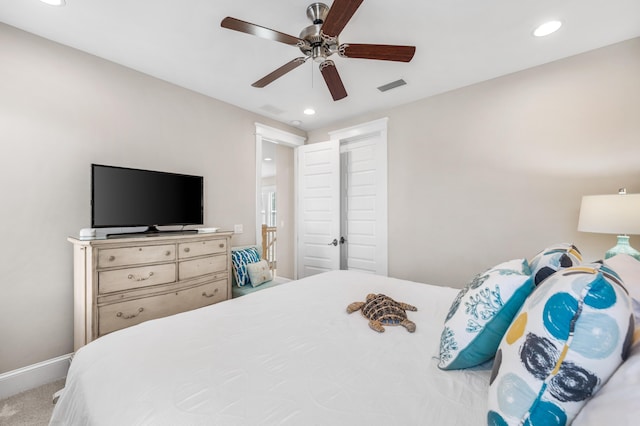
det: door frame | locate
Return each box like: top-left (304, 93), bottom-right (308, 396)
top-left (254, 123), bottom-right (305, 268)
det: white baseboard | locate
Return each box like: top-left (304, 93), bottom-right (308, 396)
top-left (0, 353), bottom-right (72, 400)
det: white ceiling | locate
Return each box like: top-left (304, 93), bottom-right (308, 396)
top-left (2, 0), bottom-right (639, 131)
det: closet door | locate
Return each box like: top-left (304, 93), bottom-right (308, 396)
top-left (296, 140), bottom-right (341, 277)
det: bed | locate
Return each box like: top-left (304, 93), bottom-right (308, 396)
top-left (50, 261), bottom-right (640, 425)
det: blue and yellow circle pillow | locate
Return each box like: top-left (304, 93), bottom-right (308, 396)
top-left (487, 265), bottom-right (634, 426)
top-left (529, 243), bottom-right (582, 286)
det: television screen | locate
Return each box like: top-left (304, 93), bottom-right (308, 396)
top-left (91, 164), bottom-right (203, 230)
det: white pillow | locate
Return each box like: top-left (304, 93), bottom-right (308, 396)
top-left (605, 254), bottom-right (640, 301)
top-left (246, 259), bottom-right (273, 287)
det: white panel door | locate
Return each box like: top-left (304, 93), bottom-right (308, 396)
top-left (340, 135), bottom-right (387, 275)
top-left (296, 140), bottom-right (340, 278)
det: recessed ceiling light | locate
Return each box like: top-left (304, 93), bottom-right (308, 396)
top-left (290, 120), bottom-right (302, 126)
top-left (534, 20), bottom-right (562, 37)
top-left (264, 157), bottom-right (273, 162)
top-left (40, 0), bottom-right (66, 5)
top-left (303, 108), bottom-right (316, 115)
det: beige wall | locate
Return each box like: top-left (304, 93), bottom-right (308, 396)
top-left (0, 23), bottom-right (303, 373)
top-left (308, 37), bottom-right (640, 288)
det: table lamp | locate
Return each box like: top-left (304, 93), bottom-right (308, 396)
top-left (577, 188), bottom-right (640, 260)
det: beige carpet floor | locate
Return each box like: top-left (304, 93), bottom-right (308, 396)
top-left (0, 379), bottom-right (65, 426)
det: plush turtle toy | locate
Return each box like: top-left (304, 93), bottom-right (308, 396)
top-left (347, 293), bottom-right (417, 333)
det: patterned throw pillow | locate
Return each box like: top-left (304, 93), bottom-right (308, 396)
top-left (246, 259), bottom-right (273, 287)
top-left (529, 243), bottom-right (582, 286)
top-left (487, 265), bottom-right (634, 426)
top-left (231, 247), bottom-right (260, 287)
top-left (438, 259), bottom-right (535, 370)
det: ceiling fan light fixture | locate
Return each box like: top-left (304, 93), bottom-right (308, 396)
top-left (533, 20), bottom-right (562, 37)
top-left (312, 45), bottom-right (327, 62)
top-left (303, 108), bottom-right (316, 115)
top-left (40, 0), bottom-right (66, 5)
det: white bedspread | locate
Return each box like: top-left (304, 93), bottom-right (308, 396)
top-left (50, 270), bottom-right (492, 425)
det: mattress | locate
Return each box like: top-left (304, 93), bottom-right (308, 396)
top-left (50, 270), bottom-right (492, 425)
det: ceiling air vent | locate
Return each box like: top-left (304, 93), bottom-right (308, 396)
top-left (259, 104), bottom-right (285, 115)
top-left (377, 79), bottom-right (407, 92)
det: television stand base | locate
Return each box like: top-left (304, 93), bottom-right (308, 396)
top-left (106, 228), bottom-right (198, 239)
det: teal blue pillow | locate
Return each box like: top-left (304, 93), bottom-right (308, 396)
top-left (438, 259), bottom-right (535, 370)
top-left (231, 247), bottom-right (260, 287)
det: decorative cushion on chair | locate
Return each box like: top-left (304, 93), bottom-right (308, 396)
top-left (246, 259), bottom-right (273, 287)
top-left (438, 259), bottom-right (535, 370)
top-left (231, 247), bottom-right (260, 287)
top-left (487, 265), bottom-right (634, 426)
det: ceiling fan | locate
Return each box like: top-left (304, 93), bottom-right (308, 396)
top-left (221, 0), bottom-right (416, 101)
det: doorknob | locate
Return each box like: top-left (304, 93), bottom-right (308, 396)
top-left (340, 236), bottom-right (346, 244)
top-left (328, 239), bottom-right (338, 246)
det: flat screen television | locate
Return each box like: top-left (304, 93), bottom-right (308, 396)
top-left (91, 164), bottom-right (203, 234)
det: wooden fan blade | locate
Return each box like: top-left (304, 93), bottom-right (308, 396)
top-left (340, 44), bottom-right (416, 62)
top-left (320, 60), bottom-right (348, 101)
top-left (321, 0), bottom-right (364, 38)
top-left (252, 57), bottom-right (308, 88)
top-left (221, 17), bottom-right (303, 46)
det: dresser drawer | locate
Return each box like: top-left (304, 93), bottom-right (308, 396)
top-left (98, 280), bottom-right (227, 336)
top-left (179, 239), bottom-right (227, 259)
top-left (98, 263), bottom-right (176, 294)
top-left (179, 254), bottom-right (227, 280)
top-left (98, 244), bottom-right (175, 268)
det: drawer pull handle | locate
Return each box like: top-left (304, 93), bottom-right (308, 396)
top-left (184, 247), bottom-right (191, 253)
top-left (202, 288), bottom-right (219, 298)
top-left (108, 255), bottom-right (115, 262)
top-left (165, 251), bottom-right (171, 256)
top-left (127, 272), bottom-right (154, 281)
top-left (116, 307), bottom-right (143, 319)
top-left (219, 244), bottom-right (224, 248)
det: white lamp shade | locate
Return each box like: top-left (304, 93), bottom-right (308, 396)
top-left (578, 194), bottom-right (640, 235)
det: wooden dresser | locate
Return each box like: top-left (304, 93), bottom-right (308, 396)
top-left (68, 231), bottom-right (233, 350)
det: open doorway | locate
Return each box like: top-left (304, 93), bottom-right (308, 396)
top-left (259, 140), bottom-right (278, 275)
top-left (255, 124), bottom-right (305, 280)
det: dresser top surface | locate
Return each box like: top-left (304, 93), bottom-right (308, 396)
top-left (68, 230), bottom-right (233, 246)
